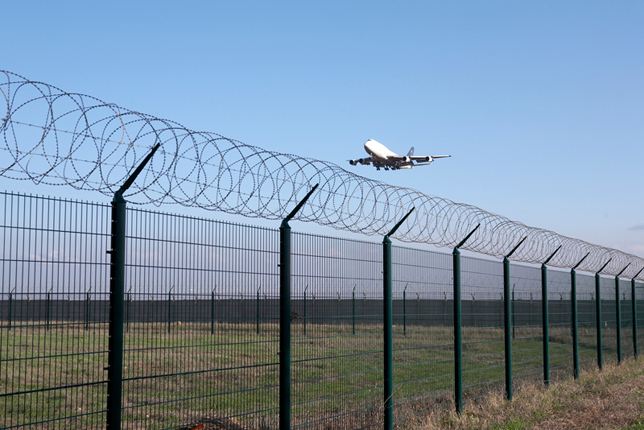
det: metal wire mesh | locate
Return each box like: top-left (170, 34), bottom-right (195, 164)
top-left (510, 265), bottom-right (543, 385)
top-left (391, 246), bottom-right (453, 411)
top-left (576, 273), bottom-right (597, 372)
top-left (600, 276), bottom-right (618, 365)
top-left (1, 190), bottom-right (642, 429)
top-left (0, 191), bottom-right (110, 429)
top-left (619, 279), bottom-right (633, 359)
top-left (290, 232), bottom-right (383, 429)
top-left (460, 257), bottom-right (504, 394)
top-left (122, 207), bottom-right (280, 429)
top-left (546, 269), bottom-right (573, 381)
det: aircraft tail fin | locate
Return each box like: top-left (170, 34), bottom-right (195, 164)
top-left (407, 146), bottom-right (415, 157)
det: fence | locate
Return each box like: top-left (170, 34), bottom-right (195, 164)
top-left (1, 190), bottom-right (643, 429)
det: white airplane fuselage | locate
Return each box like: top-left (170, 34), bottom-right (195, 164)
top-left (363, 139), bottom-right (413, 169)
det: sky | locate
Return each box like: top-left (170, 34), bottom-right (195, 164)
top-left (1, 1), bottom-right (644, 256)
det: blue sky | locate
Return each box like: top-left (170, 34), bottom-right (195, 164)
top-left (2, 1), bottom-right (644, 256)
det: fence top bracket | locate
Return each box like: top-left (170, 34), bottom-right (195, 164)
top-left (116, 143), bottom-right (161, 197)
top-left (596, 258), bottom-right (613, 275)
top-left (385, 207), bottom-right (415, 239)
top-left (282, 184), bottom-right (319, 225)
top-left (616, 263), bottom-right (631, 278)
top-left (505, 236), bottom-right (527, 259)
top-left (543, 245), bottom-right (562, 266)
top-left (572, 252), bottom-right (591, 271)
top-left (455, 224), bottom-right (480, 250)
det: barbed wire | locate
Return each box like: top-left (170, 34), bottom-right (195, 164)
top-left (1, 69), bottom-right (642, 277)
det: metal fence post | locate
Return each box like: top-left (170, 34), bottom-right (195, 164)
top-left (256, 286), bottom-right (261, 335)
top-left (382, 207), bottom-right (414, 430)
top-left (210, 288), bottom-right (216, 335)
top-left (452, 224), bottom-right (480, 414)
top-left (352, 284), bottom-right (356, 336)
top-left (615, 264), bottom-right (630, 364)
top-left (45, 289), bottom-right (51, 330)
top-left (571, 252), bottom-right (590, 379)
top-left (106, 143), bottom-right (159, 430)
top-left (279, 184), bottom-right (318, 430)
top-left (167, 286), bottom-right (174, 334)
top-left (303, 285), bottom-right (308, 336)
top-left (7, 289), bottom-right (13, 330)
top-left (403, 284), bottom-right (407, 336)
top-left (504, 236), bottom-right (527, 401)
top-left (632, 268), bottom-right (643, 358)
top-left (541, 246), bottom-right (561, 386)
top-left (85, 288), bottom-right (91, 331)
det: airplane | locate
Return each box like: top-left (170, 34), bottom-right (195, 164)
top-left (348, 139), bottom-right (451, 170)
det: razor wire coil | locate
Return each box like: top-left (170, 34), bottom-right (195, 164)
top-left (1, 69), bottom-right (643, 277)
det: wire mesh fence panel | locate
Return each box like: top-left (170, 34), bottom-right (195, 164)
top-left (576, 273), bottom-right (597, 372)
top-left (291, 232), bottom-right (382, 429)
top-left (600, 276), bottom-right (617, 365)
top-left (122, 208), bottom-right (280, 430)
top-left (392, 246), bottom-right (453, 417)
top-left (619, 279), bottom-right (633, 359)
top-left (546, 269), bottom-right (572, 381)
top-left (460, 256), bottom-right (504, 395)
top-left (0, 191), bottom-right (110, 429)
top-left (1, 188), bottom-right (638, 429)
top-left (510, 264), bottom-right (543, 385)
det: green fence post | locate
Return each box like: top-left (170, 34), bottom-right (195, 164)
top-left (85, 288), bottom-right (91, 331)
top-left (352, 284), bottom-right (356, 336)
top-left (45, 289), bottom-right (51, 331)
top-left (210, 288), bottom-right (216, 335)
top-left (503, 236), bottom-right (527, 402)
top-left (615, 264), bottom-right (630, 364)
top-left (279, 184), bottom-right (318, 430)
top-left (382, 207), bottom-right (415, 430)
top-left (632, 268), bottom-right (644, 358)
top-left (594, 259), bottom-right (611, 370)
top-left (167, 286), bottom-right (174, 334)
top-left (256, 286), bottom-right (261, 335)
top-left (7, 289), bottom-right (13, 330)
top-left (571, 252), bottom-right (590, 380)
top-left (303, 285), bottom-right (308, 336)
top-left (452, 224), bottom-right (480, 414)
top-left (106, 143), bottom-right (159, 430)
top-left (541, 246), bottom-right (561, 387)
top-left (403, 284), bottom-right (408, 336)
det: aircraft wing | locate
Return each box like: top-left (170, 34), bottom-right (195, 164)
top-left (348, 157), bottom-right (373, 166)
top-left (386, 155), bottom-right (451, 162)
top-left (409, 155), bottom-right (451, 161)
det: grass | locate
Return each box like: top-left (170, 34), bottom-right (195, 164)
top-left (409, 357), bottom-right (643, 430)
top-left (0, 321), bottom-right (633, 429)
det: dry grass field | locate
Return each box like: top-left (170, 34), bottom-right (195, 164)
top-left (410, 357), bottom-right (643, 430)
